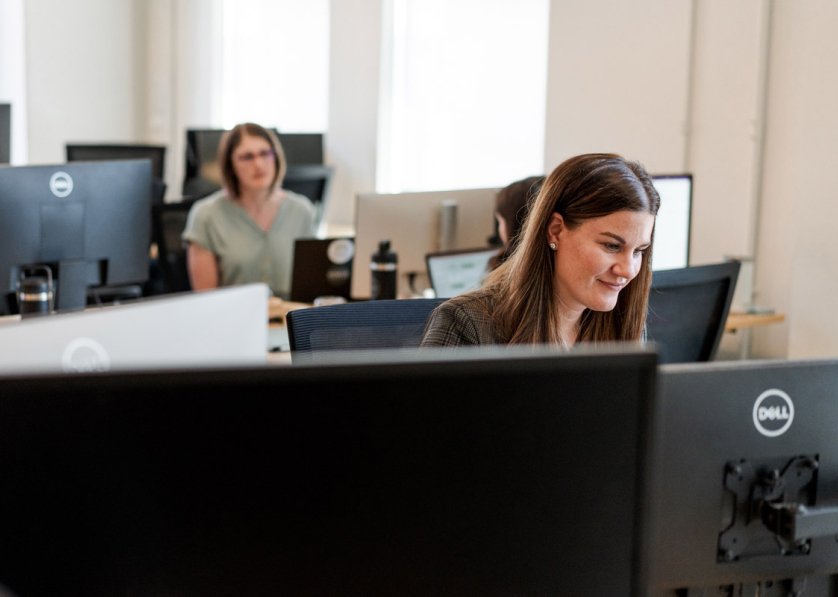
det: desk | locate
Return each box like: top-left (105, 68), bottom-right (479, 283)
top-left (724, 311), bottom-right (786, 359)
top-left (267, 297), bottom-right (311, 365)
top-left (725, 311), bottom-right (785, 332)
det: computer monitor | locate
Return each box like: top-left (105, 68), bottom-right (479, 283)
top-left (183, 128), bottom-right (325, 199)
top-left (651, 174), bottom-right (692, 271)
top-left (0, 284), bottom-right (268, 374)
top-left (352, 188), bottom-right (498, 298)
top-left (0, 345), bottom-right (657, 596)
top-left (426, 246), bottom-right (500, 298)
top-left (0, 103), bottom-right (10, 164)
top-left (648, 359), bottom-right (838, 596)
top-left (0, 160), bottom-right (152, 313)
top-left (646, 261), bottom-right (740, 363)
top-left (66, 143), bottom-right (166, 180)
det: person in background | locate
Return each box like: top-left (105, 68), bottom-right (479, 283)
top-left (182, 123), bottom-right (315, 299)
top-left (421, 153), bottom-right (660, 348)
top-left (490, 175), bottom-right (545, 270)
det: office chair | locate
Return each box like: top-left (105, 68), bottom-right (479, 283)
top-left (646, 261), bottom-right (740, 363)
top-left (286, 298), bottom-right (445, 363)
top-left (283, 164), bottom-right (334, 229)
top-left (151, 198), bottom-right (199, 294)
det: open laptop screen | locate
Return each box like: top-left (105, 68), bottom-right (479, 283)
top-left (426, 247), bottom-right (499, 299)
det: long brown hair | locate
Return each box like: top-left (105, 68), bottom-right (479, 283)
top-left (481, 153), bottom-right (660, 345)
top-left (218, 123), bottom-right (287, 198)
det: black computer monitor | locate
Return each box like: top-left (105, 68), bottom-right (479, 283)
top-left (0, 346), bottom-right (656, 596)
top-left (183, 128), bottom-right (324, 199)
top-left (646, 261), bottom-right (740, 363)
top-left (648, 359), bottom-right (838, 596)
top-left (66, 143), bottom-right (166, 180)
top-left (0, 103), bottom-right (10, 164)
top-left (0, 160), bottom-right (151, 313)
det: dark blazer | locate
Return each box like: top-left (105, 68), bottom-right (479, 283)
top-left (420, 292), bottom-right (502, 348)
top-left (421, 290), bottom-right (649, 348)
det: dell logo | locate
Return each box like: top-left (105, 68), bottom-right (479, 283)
top-left (752, 389), bottom-right (794, 437)
top-left (49, 171), bottom-right (74, 198)
top-left (61, 337), bottom-right (111, 373)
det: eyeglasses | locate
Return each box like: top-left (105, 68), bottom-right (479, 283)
top-left (234, 148), bottom-right (275, 163)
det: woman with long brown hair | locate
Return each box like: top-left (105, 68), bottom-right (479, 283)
top-left (421, 153), bottom-right (660, 347)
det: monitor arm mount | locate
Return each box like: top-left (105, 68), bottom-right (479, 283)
top-left (718, 455), bottom-right (838, 563)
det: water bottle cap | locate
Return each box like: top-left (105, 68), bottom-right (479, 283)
top-left (372, 240), bottom-right (397, 264)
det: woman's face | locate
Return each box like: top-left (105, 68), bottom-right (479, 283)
top-left (547, 209), bottom-right (655, 315)
top-left (496, 214), bottom-right (510, 246)
top-left (231, 134), bottom-right (276, 193)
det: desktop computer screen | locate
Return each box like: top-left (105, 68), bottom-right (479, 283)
top-left (0, 345), bottom-right (656, 597)
top-left (183, 128), bottom-right (324, 199)
top-left (426, 247), bottom-right (500, 298)
top-left (648, 359), bottom-right (838, 596)
top-left (0, 160), bottom-right (152, 313)
top-left (66, 143), bottom-right (166, 180)
top-left (352, 188), bottom-right (498, 298)
top-left (0, 103), bottom-right (10, 164)
top-left (650, 174), bottom-right (692, 271)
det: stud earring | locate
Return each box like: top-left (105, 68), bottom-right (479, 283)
top-left (549, 242), bottom-right (556, 250)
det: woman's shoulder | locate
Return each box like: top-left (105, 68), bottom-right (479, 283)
top-left (282, 189), bottom-right (315, 211)
top-left (421, 290), bottom-right (498, 348)
top-left (188, 189), bottom-right (230, 217)
top-left (441, 290), bottom-right (496, 317)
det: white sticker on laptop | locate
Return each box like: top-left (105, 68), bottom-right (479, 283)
top-left (327, 239), bottom-right (355, 265)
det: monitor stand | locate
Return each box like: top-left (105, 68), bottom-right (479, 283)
top-left (54, 259), bottom-right (103, 312)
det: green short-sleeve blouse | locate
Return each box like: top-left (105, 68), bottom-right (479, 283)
top-left (182, 189), bottom-right (316, 299)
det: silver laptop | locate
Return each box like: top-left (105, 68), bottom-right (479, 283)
top-left (0, 284), bottom-right (269, 375)
top-left (426, 247), bottom-right (499, 299)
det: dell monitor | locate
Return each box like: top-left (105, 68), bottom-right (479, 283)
top-left (352, 188), bottom-right (498, 298)
top-left (0, 160), bottom-right (152, 313)
top-left (650, 174), bottom-right (692, 271)
top-left (0, 345), bottom-right (656, 596)
top-left (0, 104), bottom-right (10, 164)
top-left (0, 284), bottom-right (269, 375)
top-left (649, 358), bottom-right (838, 596)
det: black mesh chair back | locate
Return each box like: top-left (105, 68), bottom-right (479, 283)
top-left (283, 164), bottom-right (334, 228)
top-left (646, 261), bottom-right (740, 363)
top-left (286, 298), bottom-right (445, 363)
top-left (151, 198), bottom-right (199, 294)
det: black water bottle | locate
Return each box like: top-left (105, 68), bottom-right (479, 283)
top-left (371, 240), bottom-right (397, 300)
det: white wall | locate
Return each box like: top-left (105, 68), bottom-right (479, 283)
top-left (24, 0), bottom-right (142, 164)
top-left (544, 0), bottom-right (692, 175)
top-left (685, 0), bottom-right (770, 267)
top-left (326, 0), bottom-right (383, 226)
top-left (0, 0), bottom-right (29, 165)
top-left (752, 0), bottom-right (838, 359)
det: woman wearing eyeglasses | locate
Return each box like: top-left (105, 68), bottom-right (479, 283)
top-left (182, 123), bottom-right (316, 298)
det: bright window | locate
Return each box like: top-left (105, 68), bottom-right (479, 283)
top-left (378, 0), bottom-right (550, 192)
top-left (220, 0), bottom-right (329, 132)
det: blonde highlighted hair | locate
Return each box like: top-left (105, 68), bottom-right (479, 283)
top-left (482, 153), bottom-right (660, 345)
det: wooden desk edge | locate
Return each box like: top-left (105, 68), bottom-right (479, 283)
top-left (725, 312), bottom-right (785, 332)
